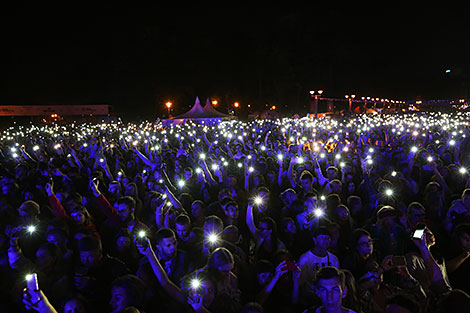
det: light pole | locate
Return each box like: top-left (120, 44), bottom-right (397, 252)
top-left (309, 90), bottom-right (323, 118)
top-left (234, 102), bottom-right (240, 115)
top-left (345, 94), bottom-right (355, 113)
top-left (165, 101), bottom-right (173, 118)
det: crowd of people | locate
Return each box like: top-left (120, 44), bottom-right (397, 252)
top-left (2, 111), bottom-right (470, 313)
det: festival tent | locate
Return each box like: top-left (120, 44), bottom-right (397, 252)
top-left (161, 97), bottom-right (234, 126)
top-left (202, 98), bottom-right (233, 118)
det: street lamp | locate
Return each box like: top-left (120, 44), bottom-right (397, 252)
top-left (212, 100), bottom-right (218, 106)
top-left (233, 102), bottom-right (240, 115)
top-left (165, 101), bottom-right (173, 117)
top-left (345, 94), bottom-right (355, 113)
top-left (309, 90), bottom-right (324, 118)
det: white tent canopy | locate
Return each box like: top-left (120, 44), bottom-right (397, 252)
top-left (202, 98), bottom-right (233, 118)
top-left (161, 97), bottom-right (234, 126)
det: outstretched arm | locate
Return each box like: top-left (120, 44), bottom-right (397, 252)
top-left (138, 239), bottom-right (186, 303)
top-left (246, 202), bottom-right (259, 239)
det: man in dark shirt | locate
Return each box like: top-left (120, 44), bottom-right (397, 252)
top-left (74, 236), bottom-right (130, 311)
top-left (90, 179), bottom-right (151, 251)
top-left (154, 227), bottom-right (193, 285)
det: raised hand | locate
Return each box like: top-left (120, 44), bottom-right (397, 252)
top-left (45, 179), bottom-right (54, 196)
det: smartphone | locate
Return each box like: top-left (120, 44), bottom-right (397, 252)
top-left (26, 273), bottom-right (40, 303)
top-left (412, 228), bottom-right (425, 240)
top-left (391, 256), bottom-right (407, 266)
top-left (282, 261), bottom-right (297, 271)
top-left (135, 232), bottom-right (149, 248)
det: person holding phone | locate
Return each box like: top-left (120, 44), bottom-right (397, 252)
top-left (253, 259), bottom-right (300, 311)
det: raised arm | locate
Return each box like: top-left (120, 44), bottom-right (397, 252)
top-left (246, 202), bottom-right (258, 238)
top-left (45, 179), bottom-right (68, 220)
top-left (90, 179), bottom-right (121, 226)
top-left (287, 157), bottom-right (297, 189)
top-left (163, 185), bottom-right (186, 215)
top-left (139, 239), bottom-right (186, 303)
top-left (256, 261), bottom-right (288, 305)
top-left (133, 147), bottom-right (158, 171)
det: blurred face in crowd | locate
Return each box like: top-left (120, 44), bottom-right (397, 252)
top-left (199, 279), bottom-right (216, 308)
top-left (175, 222), bottom-right (191, 241)
top-left (316, 277), bottom-right (346, 312)
top-left (184, 169), bottom-right (193, 181)
top-left (357, 235), bottom-right (374, 258)
top-left (267, 172), bottom-right (275, 185)
top-left (47, 232), bottom-right (66, 248)
top-left (223, 204), bottom-right (239, 221)
top-left (379, 215), bottom-right (396, 229)
top-left (301, 177), bottom-right (313, 191)
top-left (116, 203), bottom-right (134, 223)
top-left (326, 169), bottom-right (337, 180)
top-left (122, 177), bottom-right (130, 187)
top-left (336, 206), bottom-right (350, 222)
top-left (156, 236), bottom-right (177, 260)
top-left (253, 175), bottom-right (262, 188)
top-left (71, 211), bottom-right (86, 225)
top-left (347, 181), bottom-right (356, 194)
top-left (258, 221), bottom-right (272, 240)
top-left (110, 286), bottom-right (129, 313)
top-left (313, 234), bottom-right (331, 253)
top-left (257, 271), bottom-right (273, 286)
top-left (283, 220), bottom-right (297, 235)
top-left (146, 180), bottom-right (155, 191)
top-left (64, 298), bottom-right (86, 313)
top-left (408, 207), bottom-right (426, 226)
top-left (328, 226), bottom-right (340, 247)
top-left (226, 176), bottom-right (237, 188)
top-left (458, 232), bottom-right (470, 251)
top-left (349, 201), bottom-right (362, 215)
top-left (116, 236), bottom-right (131, 253)
top-left (15, 166), bottom-right (27, 180)
top-left (202, 188), bottom-right (211, 203)
top-left (23, 191), bottom-right (34, 201)
top-left (217, 261), bottom-right (234, 281)
top-left (329, 180), bottom-right (342, 194)
top-left (284, 190), bottom-right (297, 205)
top-left (223, 226), bottom-right (239, 244)
top-left (125, 184), bottom-right (137, 196)
top-left (80, 249), bottom-right (102, 268)
top-left (191, 202), bottom-right (205, 219)
top-left (36, 247), bottom-right (55, 270)
top-left (109, 182), bottom-right (121, 195)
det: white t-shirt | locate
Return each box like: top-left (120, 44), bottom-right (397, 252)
top-left (298, 250), bottom-right (340, 288)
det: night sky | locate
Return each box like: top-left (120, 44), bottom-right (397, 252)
top-left (0, 5), bottom-right (468, 118)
